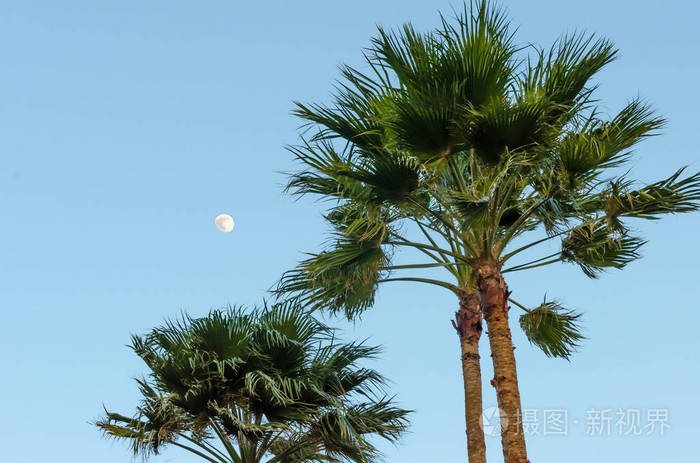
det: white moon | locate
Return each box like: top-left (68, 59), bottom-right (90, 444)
top-left (215, 214), bottom-right (235, 232)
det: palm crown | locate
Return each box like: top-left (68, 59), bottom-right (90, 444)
top-left (97, 303), bottom-right (409, 463)
top-left (277, 2), bottom-right (700, 357)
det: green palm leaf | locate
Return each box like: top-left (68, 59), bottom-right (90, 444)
top-left (561, 220), bottom-right (645, 278)
top-left (518, 299), bottom-right (584, 359)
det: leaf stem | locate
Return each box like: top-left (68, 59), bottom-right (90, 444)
top-left (501, 229), bottom-right (569, 262)
top-left (502, 258), bottom-right (562, 273)
top-left (378, 277), bottom-right (459, 293)
top-left (502, 252), bottom-right (561, 272)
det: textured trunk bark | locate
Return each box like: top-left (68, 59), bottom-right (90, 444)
top-left (476, 261), bottom-right (529, 463)
top-left (453, 289), bottom-right (487, 463)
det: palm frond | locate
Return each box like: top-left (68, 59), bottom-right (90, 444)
top-left (555, 99), bottom-right (665, 184)
top-left (275, 237), bottom-right (389, 319)
top-left (285, 140), bottom-right (369, 202)
top-left (561, 220), bottom-right (645, 278)
top-left (461, 96), bottom-right (551, 164)
top-left (601, 168), bottom-right (700, 222)
top-left (338, 153), bottom-right (424, 203)
top-left (97, 386), bottom-right (191, 457)
top-left (518, 299), bottom-right (584, 359)
top-left (523, 33), bottom-right (617, 124)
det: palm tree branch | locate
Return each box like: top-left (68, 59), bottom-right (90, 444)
top-left (175, 433), bottom-right (231, 463)
top-left (496, 197), bottom-right (552, 255)
top-left (502, 257), bottom-right (562, 273)
top-left (502, 252), bottom-right (562, 273)
top-left (170, 441), bottom-right (224, 463)
top-left (210, 419), bottom-right (242, 463)
top-left (501, 229), bottom-right (570, 262)
top-left (385, 237), bottom-right (470, 263)
top-left (415, 221), bottom-right (452, 264)
top-left (378, 277), bottom-right (459, 294)
top-left (408, 196), bottom-right (479, 255)
top-left (507, 297), bottom-right (529, 312)
top-left (383, 262), bottom-right (467, 271)
top-left (517, 298), bottom-right (585, 359)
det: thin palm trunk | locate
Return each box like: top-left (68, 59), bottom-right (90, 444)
top-left (476, 261), bottom-right (528, 463)
top-left (453, 289), bottom-right (487, 463)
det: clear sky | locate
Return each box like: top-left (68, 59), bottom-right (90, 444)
top-left (2, 1), bottom-right (699, 462)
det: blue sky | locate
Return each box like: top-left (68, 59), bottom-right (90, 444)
top-left (2, 1), bottom-right (699, 462)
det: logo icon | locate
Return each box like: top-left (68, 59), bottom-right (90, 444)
top-left (480, 407), bottom-right (508, 437)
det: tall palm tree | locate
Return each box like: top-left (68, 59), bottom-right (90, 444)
top-left (276, 2), bottom-right (700, 462)
top-left (96, 303), bottom-right (409, 463)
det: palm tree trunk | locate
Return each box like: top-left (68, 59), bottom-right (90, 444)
top-left (476, 261), bottom-right (528, 463)
top-left (453, 288), bottom-right (487, 463)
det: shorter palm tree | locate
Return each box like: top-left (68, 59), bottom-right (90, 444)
top-left (96, 302), bottom-right (409, 463)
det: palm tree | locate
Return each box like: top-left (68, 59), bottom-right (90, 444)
top-left (96, 303), bottom-right (409, 463)
top-left (276, 2), bottom-right (700, 462)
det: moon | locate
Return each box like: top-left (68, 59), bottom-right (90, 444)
top-left (215, 214), bottom-right (235, 232)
